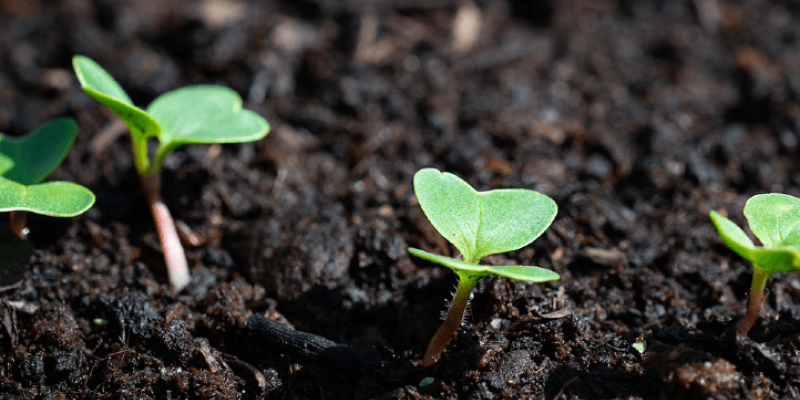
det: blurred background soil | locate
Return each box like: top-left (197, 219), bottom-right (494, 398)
top-left (1, 0), bottom-right (800, 398)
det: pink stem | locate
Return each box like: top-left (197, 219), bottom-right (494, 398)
top-left (140, 174), bottom-right (190, 291)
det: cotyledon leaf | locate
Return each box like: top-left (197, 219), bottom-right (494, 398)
top-left (413, 168), bottom-right (557, 263)
top-left (0, 177), bottom-right (95, 217)
top-left (0, 118), bottom-right (78, 185)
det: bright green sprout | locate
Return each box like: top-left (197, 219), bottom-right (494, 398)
top-left (632, 339), bottom-right (646, 354)
top-left (0, 118), bottom-right (95, 238)
top-left (408, 168), bottom-right (559, 366)
top-left (72, 55), bottom-right (270, 292)
top-left (710, 193), bottom-right (800, 336)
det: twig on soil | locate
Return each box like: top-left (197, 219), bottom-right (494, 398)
top-left (198, 338), bottom-right (220, 373)
top-left (531, 307), bottom-right (573, 320)
top-left (2, 308), bottom-right (17, 346)
top-left (246, 315), bottom-right (381, 374)
top-left (222, 353), bottom-right (267, 390)
top-left (553, 376), bottom-right (579, 400)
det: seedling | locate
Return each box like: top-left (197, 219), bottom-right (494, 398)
top-left (710, 193), bottom-right (800, 336)
top-left (408, 168), bottom-right (559, 366)
top-left (72, 55), bottom-right (270, 291)
top-left (632, 337), bottom-right (646, 353)
top-left (0, 118), bottom-right (95, 238)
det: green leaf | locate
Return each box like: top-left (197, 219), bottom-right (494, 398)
top-left (744, 194), bottom-right (800, 248)
top-left (0, 177), bottom-right (95, 217)
top-left (147, 85), bottom-right (270, 146)
top-left (0, 118), bottom-right (78, 185)
top-left (408, 248), bottom-right (560, 282)
top-left (72, 55), bottom-right (161, 149)
top-left (0, 153), bottom-right (13, 175)
top-left (710, 211), bottom-right (756, 258)
top-left (72, 55), bottom-right (270, 176)
top-left (710, 209), bottom-right (800, 273)
top-left (413, 168), bottom-right (557, 263)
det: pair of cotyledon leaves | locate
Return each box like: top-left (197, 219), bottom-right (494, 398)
top-left (1, 55), bottom-right (269, 218)
top-left (710, 193), bottom-right (800, 273)
top-left (0, 118), bottom-right (94, 217)
top-left (72, 55), bottom-right (269, 176)
top-left (408, 168), bottom-right (560, 283)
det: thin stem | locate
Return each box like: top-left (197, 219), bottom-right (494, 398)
top-left (140, 174), bottom-right (190, 292)
top-left (9, 211), bottom-right (27, 239)
top-left (148, 142), bottom-right (178, 178)
top-left (736, 267), bottom-right (770, 336)
top-left (131, 132), bottom-right (151, 177)
top-left (422, 272), bottom-right (479, 367)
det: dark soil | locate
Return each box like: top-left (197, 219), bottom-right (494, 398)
top-left (1, 0), bottom-right (800, 398)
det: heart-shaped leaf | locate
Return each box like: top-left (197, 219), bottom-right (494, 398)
top-left (711, 209), bottom-right (800, 273)
top-left (147, 85), bottom-right (270, 146)
top-left (408, 247), bottom-right (560, 282)
top-left (0, 177), bottom-right (95, 217)
top-left (413, 168), bottom-right (557, 263)
top-left (72, 55), bottom-right (270, 176)
top-left (744, 193), bottom-right (800, 248)
top-left (0, 118), bottom-right (78, 185)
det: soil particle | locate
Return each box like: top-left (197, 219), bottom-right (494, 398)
top-left (646, 342), bottom-right (743, 399)
top-left (102, 292), bottom-right (161, 340)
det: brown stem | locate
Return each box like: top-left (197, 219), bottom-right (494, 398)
top-left (736, 268), bottom-right (770, 336)
top-left (9, 211), bottom-right (27, 239)
top-left (140, 174), bottom-right (190, 291)
top-left (422, 275), bottom-right (477, 367)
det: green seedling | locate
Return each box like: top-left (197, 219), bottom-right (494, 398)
top-left (632, 338), bottom-right (646, 354)
top-left (710, 193), bottom-right (800, 336)
top-left (0, 118), bottom-right (95, 238)
top-left (408, 168), bottom-right (559, 366)
top-left (72, 55), bottom-right (270, 292)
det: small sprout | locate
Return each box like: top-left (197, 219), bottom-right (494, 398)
top-left (0, 118), bottom-right (95, 238)
top-left (419, 377), bottom-right (435, 387)
top-left (72, 56), bottom-right (270, 291)
top-left (92, 318), bottom-right (108, 326)
top-left (710, 193), bottom-right (800, 336)
top-left (632, 337), bottom-right (646, 353)
top-left (408, 168), bottom-right (559, 366)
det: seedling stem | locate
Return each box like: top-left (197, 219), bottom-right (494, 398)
top-left (9, 211), bottom-right (27, 239)
top-left (423, 270), bottom-right (478, 366)
top-left (737, 268), bottom-right (770, 336)
top-left (139, 173), bottom-right (189, 290)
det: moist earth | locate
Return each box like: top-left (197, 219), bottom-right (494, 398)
top-left (1, 0), bottom-right (800, 399)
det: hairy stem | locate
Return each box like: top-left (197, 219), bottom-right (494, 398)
top-left (736, 267), bottom-right (770, 336)
top-left (140, 174), bottom-right (190, 291)
top-left (9, 211), bottom-right (27, 239)
top-left (422, 273), bottom-right (478, 367)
